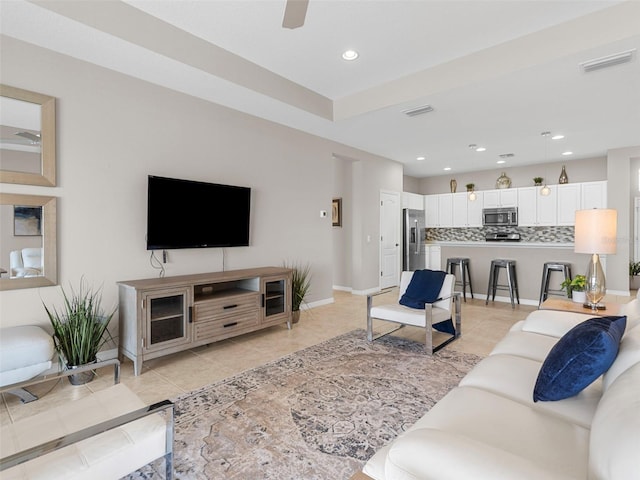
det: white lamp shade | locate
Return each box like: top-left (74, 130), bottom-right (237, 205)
top-left (574, 209), bottom-right (617, 254)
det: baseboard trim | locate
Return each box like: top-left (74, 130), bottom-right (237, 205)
top-left (302, 298), bottom-right (334, 310)
top-left (332, 285), bottom-right (352, 292)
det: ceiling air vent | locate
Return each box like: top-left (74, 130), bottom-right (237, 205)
top-left (580, 49), bottom-right (635, 73)
top-left (402, 105), bottom-right (434, 117)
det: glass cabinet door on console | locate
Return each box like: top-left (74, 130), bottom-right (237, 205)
top-left (143, 287), bottom-right (191, 352)
top-left (262, 276), bottom-right (291, 324)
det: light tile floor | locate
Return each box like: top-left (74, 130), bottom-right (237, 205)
top-left (2, 289), bottom-right (630, 424)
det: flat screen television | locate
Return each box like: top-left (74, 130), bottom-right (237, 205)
top-left (146, 175), bottom-right (251, 250)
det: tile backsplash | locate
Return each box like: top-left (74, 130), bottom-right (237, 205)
top-left (426, 226), bottom-right (575, 243)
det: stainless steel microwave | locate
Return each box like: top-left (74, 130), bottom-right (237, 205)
top-left (482, 207), bottom-right (518, 226)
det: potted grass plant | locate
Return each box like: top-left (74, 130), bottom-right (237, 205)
top-left (285, 262), bottom-right (311, 324)
top-left (561, 275), bottom-right (586, 304)
top-left (44, 279), bottom-right (116, 385)
top-left (630, 261), bottom-right (640, 290)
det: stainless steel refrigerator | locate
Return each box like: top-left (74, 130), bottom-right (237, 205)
top-left (403, 208), bottom-right (426, 271)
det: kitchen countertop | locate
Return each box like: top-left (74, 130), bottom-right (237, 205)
top-left (431, 241), bottom-right (574, 249)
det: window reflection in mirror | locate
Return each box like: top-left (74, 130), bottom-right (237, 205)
top-left (0, 96), bottom-right (42, 175)
top-left (0, 85), bottom-right (56, 186)
top-left (0, 193), bottom-right (56, 291)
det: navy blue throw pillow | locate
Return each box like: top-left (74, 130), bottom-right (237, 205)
top-left (399, 269), bottom-right (446, 310)
top-left (533, 315), bottom-right (626, 402)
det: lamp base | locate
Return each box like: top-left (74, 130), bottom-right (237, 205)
top-left (583, 303), bottom-right (606, 310)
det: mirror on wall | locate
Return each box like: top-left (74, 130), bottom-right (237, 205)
top-left (0, 193), bottom-right (57, 291)
top-left (0, 85), bottom-right (56, 187)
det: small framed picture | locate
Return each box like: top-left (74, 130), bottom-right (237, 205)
top-left (14, 206), bottom-right (42, 236)
top-left (332, 198), bottom-right (342, 227)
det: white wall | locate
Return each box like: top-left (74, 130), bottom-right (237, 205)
top-left (0, 36), bottom-right (402, 331)
top-left (332, 155), bottom-right (353, 290)
top-left (607, 146), bottom-right (640, 293)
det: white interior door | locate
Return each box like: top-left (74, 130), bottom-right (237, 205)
top-left (635, 197), bottom-right (640, 260)
top-left (380, 191), bottom-right (401, 289)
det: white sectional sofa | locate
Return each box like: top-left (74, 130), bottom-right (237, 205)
top-left (362, 300), bottom-right (640, 480)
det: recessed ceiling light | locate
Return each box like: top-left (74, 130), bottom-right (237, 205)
top-left (416, 156), bottom-right (425, 161)
top-left (497, 160), bottom-right (506, 164)
top-left (342, 49), bottom-right (359, 61)
top-left (475, 147), bottom-right (486, 152)
top-left (562, 151), bottom-right (573, 156)
top-left (552, 134), bottom-right (565, 140)
top-left (444, 167), bottom-right (451, 171)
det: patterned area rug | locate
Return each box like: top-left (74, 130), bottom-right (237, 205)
top-left (126, 330), bottom-right (481, 480)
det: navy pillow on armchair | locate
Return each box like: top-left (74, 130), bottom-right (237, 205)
top-left (399, 269), bottom-right (446, 309)
top-left (533, 315), bottom-right (626, 402)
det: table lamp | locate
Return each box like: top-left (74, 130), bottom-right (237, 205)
top-left (574, 209), bottom-right (617, 309)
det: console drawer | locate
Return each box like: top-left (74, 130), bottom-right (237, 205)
top-left (193, 310), bottom-right (260, 341)
top-left (193, 292), bottom-right (260, 322)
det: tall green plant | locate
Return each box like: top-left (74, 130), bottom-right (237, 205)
top-left (285, 262), bottom-right (311, 312)
top-left (44, 280), bottom-right (115, 367)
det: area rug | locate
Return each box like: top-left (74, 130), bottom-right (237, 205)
top-left (126, 329), bottom-right (481, 480)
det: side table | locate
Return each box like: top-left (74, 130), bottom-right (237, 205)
top-left (540, 297), bottom-right (624, 317)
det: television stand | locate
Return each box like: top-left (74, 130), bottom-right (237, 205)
top-left (118, 267), bottom-right (292, 375)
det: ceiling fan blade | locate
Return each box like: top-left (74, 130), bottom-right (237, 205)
top-left (282, 0), bottom-right (308, 29)
top-left (15, 131), bottom-right (41, 144)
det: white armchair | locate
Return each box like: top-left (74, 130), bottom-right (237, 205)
top-left (9, 248), bottom-right (42, 278)
top-left (367, 271), bottom-right (461, 354)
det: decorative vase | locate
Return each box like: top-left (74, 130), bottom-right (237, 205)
top-left (571, 291), bottom-right (586, 304)
top-left (534, 179), bottom-right (543, 186)
top-left (496, 172), bottom-right (511, 189)
top-left (466, 184), bottom-right (474, 192)
top-left (559, 165), bottom-right (568, 184)
top-left (67, 362), bottom-right (96, 385)
top-left (292, 310), bottom-right (301, 324)
top-left (450, 179), bottom-right (457, 193)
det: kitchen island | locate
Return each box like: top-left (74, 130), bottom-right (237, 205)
top-left (434, 241), bottom-right (597, 305)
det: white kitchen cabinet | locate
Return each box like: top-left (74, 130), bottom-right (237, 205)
top-left (452, 191), bottom-right (484, 227)
top-left (483, 189), bottom-right (517, 208)
top-left (537, 186), bottom-right (557, 225)
top-left (581, 181), bottom-right (607, 210)
top-left (452, 193), bottom-right (468, 227)
top-left (425, 194), bottom-right (439, 227)
top-left (517, 187), bottom-right (537, 226)
top-left (438, 194), bottom-right (453, 227)
top-left (556, 184), bottom-right (581, 225)
top-left (402, 192), bottom-right (425, 210)
top-left (425, 193), bottom-right (453, 227)
top-left (467, 191), bottom-right (484, 227)
top-left (426, 245), bottom-right (441, 270)
top-left (517, 186), bottom-right (556, 226)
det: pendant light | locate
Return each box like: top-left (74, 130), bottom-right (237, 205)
top-left (540, 131), bottom-right (551, 196)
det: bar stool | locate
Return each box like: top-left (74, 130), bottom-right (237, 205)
top-left (539, 262), bottom-right (572, 306)
top-left (486, 259), bottom-right (520, 309)
top-left (446, 257), bottom-right (474, 301)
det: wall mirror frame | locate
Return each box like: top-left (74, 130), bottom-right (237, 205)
top-left (0, 84), bottom-right (56, 187)
top-left (0, 193), bottom-right (57, 291)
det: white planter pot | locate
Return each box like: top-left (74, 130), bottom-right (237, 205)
top-left (571, 291), bottom-right (586, 304)
top-left (630, 275), bottom-right (640, 291)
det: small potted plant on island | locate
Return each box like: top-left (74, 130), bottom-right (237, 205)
top-left (533, 177), bottom-right (544, 186)
top-left (561, 275), bottom-right (586, 304)
top-left (284, 262), bottom-right (311, 324)
top-left (44, 279), bottom-right (116, 385)
top-left (630, 261), bottom-right (640, 290)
